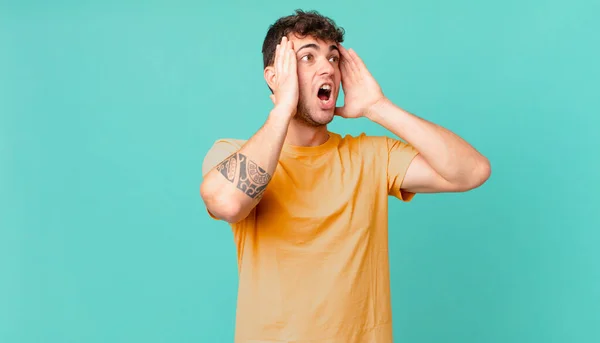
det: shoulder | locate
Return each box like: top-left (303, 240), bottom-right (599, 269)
top-left (335, 132), bottom-right (417, 163)
top-left (336, 132), bottom-right (392, 152)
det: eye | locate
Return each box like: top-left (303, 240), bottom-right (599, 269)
top-left (329, 55), bottom-right (340, 63)
top-left (300, 54), bottom-right (313, 61)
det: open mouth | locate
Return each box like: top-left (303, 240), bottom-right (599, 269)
top-left (317, 84), bottom-right (332, 101)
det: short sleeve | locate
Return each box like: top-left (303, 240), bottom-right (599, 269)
top-left (201, 138), bottom-right (246, 219)
top-left (385, 136), bottom-right (419, 201)
top-left (201, 139), bottom-right (245, 177)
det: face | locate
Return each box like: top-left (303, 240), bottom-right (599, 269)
top-left (277, 34), bottom-right (342, 127)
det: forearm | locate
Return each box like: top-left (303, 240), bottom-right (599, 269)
top-left (201, 107), bottom-right (291, 222)
top-left (368, 98), bottom-right (490, 186)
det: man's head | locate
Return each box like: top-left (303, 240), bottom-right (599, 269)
top-left (262, 10), bottom-right (345, 127)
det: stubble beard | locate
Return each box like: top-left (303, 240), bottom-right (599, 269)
top-left (294, 98), bottom-right (334, 127)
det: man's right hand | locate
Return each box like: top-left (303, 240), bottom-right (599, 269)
top-left (269, 36), bottom-right (299, 118)
top-left (201, 39), bottom-right (302, 224)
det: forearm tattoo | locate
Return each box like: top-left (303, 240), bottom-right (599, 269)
top-left (215, 152), bottom-right (271, 199)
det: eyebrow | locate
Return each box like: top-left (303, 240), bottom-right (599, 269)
top-left (296, 43), bottom-right (340, 54)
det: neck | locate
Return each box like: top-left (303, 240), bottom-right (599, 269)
top-left (284, 118), bottom-right (330, 147)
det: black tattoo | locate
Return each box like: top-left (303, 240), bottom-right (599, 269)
top-left (236, 153), bottom-right (271, 199)
top-left (215, 153), bottom-right (238, 182)
top-left (216, 152), bottom-right (271, 199)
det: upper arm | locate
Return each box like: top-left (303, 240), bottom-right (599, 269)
top-left (384, 136), bottom-right (465, 199)
top-left (400, 154), bottom-right (465, 194)
top-left (201, 139), bottom-right (244, 177)
top-left (384, 137), bottom-right (419, 201)
top-left (200, 139), bottom-right (245, 220)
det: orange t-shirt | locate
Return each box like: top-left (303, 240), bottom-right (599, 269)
top-left (202, 131), bottom-right (419, 343)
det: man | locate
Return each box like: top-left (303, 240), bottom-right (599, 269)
top-left (200, 9), bottom-right (491, 343)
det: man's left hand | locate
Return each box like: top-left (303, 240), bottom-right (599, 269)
top-left (335, 45), bottom-right (386, 119)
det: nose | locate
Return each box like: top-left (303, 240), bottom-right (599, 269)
top-left (317, 56), bottom-right (335, 76)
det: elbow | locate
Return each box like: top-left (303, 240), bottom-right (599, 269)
top-left (210, 198), bottom-right (245, 224)
top-left (200, 181), bottom-right (246, 223)
top-left (216, 204), bottom-right (246, 224)
top-left (448, 157), bottom-right (491, 192)
top-left (477, 157), bottom-right (492, 185)
top-left (464, 157), bottom-right (492, 191)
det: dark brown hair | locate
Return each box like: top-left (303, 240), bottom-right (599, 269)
top-left (261, 9), bottom-right (345, 69)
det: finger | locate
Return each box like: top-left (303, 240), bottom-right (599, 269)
top-left (274, 43), bottom-right (281, 84)
top-left (339, 45), bottom-right (359, 80)
top-left (289, 41), bottom-right (296, 73)
top-left (348, 48), bottom-right (367, 71)
top-left (339, 44), bottom-right (355, 66)
top-left (340, 56), bottom-right (357, 84)
top-left (288, 43), bottom-right (295, 72)
top-left (339, 61), bottom-right (348, 83)
top-left (285, 47), bottom-right (293, 75)
top-left (281, 36), bottom-right (289, 76)
top-left (338, 46), bottom-right (349, 68)
top-left (279, 37), bottom-right (288, 72)
top-left (283, 39), bottom-right (291, 74)
top-left (276, 43), bottom-right (283, 80)
top-left (340, 53), bottom-right (351, 74)
top-left (290, 49), bottom-right (297, 75)
top-left (339, 44), bottom-right (351, 59)
top-left (345, 49), bottom-right (360, 74)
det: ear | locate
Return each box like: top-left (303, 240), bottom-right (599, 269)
top-left (264, 66), bottom-right (276, 92)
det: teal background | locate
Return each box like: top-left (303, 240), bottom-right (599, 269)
top-left (1, 0), bottom-right (599, 342)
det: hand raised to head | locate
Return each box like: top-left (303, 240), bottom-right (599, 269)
top-left (268, 36), bottom-right (299, 118)
top-left (334, 45), bottom-right (386, 119)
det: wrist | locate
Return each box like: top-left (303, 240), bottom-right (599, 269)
top-left (267, 106), bottom-right (294, 127)
top-left (271, 104), bottom-right (296, 118)
top-left (365, 96), bottom-right (392, 122)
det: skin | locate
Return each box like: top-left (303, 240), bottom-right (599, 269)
top-left (266, 33), bottom-right (491, 192)
top-left (200, 34), bottom-right (491, 223)
top-left (264, 34), bottom-right (342, 148)
top-left (334, 43), bottom-right (491, 193)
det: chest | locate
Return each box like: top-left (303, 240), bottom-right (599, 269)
top-left (253, 154), bottom-right (385, 244)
